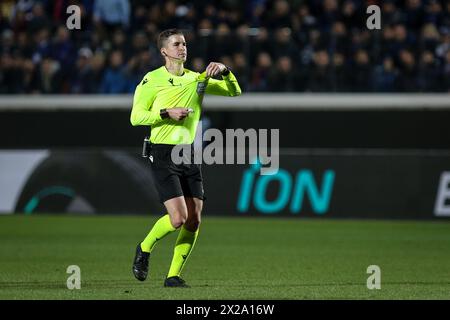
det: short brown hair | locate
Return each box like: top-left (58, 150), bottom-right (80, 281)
top-left (157, 29), bottom-right (184, 50)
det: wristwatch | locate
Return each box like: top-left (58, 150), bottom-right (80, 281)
top-left (222, 65), bottom-right (230, 76)
top-left (160, 108), bottom-right (169, 119)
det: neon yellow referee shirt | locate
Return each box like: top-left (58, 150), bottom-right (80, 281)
top-left (130, 66), bottom-right (241, 145)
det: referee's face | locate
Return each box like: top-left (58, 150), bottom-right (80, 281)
top-left (163, 34), bottom-right (187, 62)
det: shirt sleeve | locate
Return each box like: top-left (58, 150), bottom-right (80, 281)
top-left (205, 71), bottom-right (242, 97)
top-left (130, 76), bottom-right (162, 126)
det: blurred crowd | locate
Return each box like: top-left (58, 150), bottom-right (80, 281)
top-left (0, 0), bottom-right (449, 94)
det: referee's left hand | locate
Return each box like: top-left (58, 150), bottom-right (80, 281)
top-left (205, 62), bottom-right (227, 77)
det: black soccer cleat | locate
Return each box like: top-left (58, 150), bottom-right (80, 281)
top-left (132, 243), bottom-right (150, 281)
top-left (164, 276), bottom-right (190, 288)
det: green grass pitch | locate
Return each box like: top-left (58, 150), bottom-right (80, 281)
top-left (1, 215), bottom-right (450, 300)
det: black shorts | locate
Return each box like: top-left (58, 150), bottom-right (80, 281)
top-left (149, 143), bottom-right (205, 203)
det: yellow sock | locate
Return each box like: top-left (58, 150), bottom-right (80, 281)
top-left (140, 214), bottom-right (176, 253)
top-left (167, 226), bottom-right (199, 278)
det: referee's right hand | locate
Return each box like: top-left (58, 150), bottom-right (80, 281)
top-left (167, 107), bottom-right (190, 121)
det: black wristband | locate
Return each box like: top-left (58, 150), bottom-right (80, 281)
top-left (160, 108), bottom-right (169, 119)
top-left (222, 66), bottom-right (230, 76)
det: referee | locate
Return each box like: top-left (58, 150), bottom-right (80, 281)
top-left (130, 29), bottom-right (241, 287)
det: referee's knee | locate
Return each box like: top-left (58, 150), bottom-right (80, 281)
top-left (169, 213), bottom-right (187, 229)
